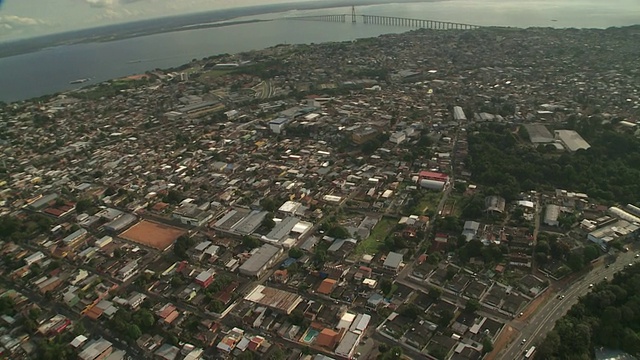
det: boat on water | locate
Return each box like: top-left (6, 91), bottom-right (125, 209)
top-left (69, 78), bottom-right (90, 84)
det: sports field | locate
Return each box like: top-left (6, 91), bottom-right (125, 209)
top-left (120, 220), bottom-right (186, 250)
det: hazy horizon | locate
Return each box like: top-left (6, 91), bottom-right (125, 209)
top-left (0, 0), bottom-right (324, 42)
top-left (3, 0), bottom-right (637, 43)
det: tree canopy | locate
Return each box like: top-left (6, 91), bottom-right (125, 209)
top-left (536, 264), bottom-right (640, 359)
top-left (468, 121), bottom-right (640, 203)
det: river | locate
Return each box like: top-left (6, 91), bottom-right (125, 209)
top-left (0, 0), bottom-right (638, 102)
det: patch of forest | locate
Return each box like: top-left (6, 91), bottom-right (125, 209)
top-left (467, 118), bottom-right (640, 204)
top-left (536, 263), bottom-right (640, 359)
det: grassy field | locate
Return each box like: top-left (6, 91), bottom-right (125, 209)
top-left (353, 216), bottom-right (398, 257)
top-left (414, 191), bottom-right (443, 215)
top-left (199, 69), bottom-right (232, 83)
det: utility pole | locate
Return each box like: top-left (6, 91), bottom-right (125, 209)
top-left (352, 5), bottom-right (357, 23)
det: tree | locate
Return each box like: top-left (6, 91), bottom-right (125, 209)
top-left (437, 309), bottom-right (454, 328)
top-left (428, 286), bottom-right (442, 301)
top-left (378, 346), bottom-right (403, 360)
top-left (126, 324), bottom-right (142, 340)
top-left (262, 212), bottom-right (276, 230)
top-left (75, 198), bottom-right (93, 213)
top-left (260, 197), bottom-right (278, 212)
top-left (399, 304), bottom-right (420, 319)
top-left (289, 309), bottom-right (304, 326)
top-left (173, 235), bottom-right (195, 259)
top-left (163, 189), bottom-right (183, 204)
top-left (268, 347), bottom-right (286, 360)
top-left (380, 278), bottom-right (393, 297)
top-left (326, 225), bottom-right (350, 239)
top-left (567, 252), bottom-right (585, 272)
top-left (242, 236), bottom-right (261, 250)
top-left (583, 244), bottom-right (600, 263)
top-left (288, 247), bottom-right (303, 259)
top-left (465, 299), bottom-right (480, 314)
top-left (482, 336), bottom-right (494, 354)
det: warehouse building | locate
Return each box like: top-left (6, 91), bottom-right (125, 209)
top-left (453, 106), bottom-right (467, 121)
top-left (244, 285), bottom-right (302, 315)
top-left (104, 213), bottom-right (137, 233)
top-left (554, 130), bottom-right (590, 152)
top-left (238, 244), bottom-right (283, 278)
top-left (588, 219), bottom-right (640, 250)
top-left (524, 124), bottom-right (554, 143)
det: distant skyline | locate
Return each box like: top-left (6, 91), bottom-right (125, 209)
top-left (0, 0), bottom-right (318, 41)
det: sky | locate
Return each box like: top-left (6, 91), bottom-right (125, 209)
top-left (0, 0), bottom-right (315, 41)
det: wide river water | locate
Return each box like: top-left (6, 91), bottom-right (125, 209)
top-left (0, 0), bottom-right (638, 102)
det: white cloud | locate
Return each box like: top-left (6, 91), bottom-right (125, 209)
top-left (0, 15), bottom-right (47, 38)
top-left (0, 15), bottom-right (46, 26)
top-left (82, 0), bottom-right (117, 8)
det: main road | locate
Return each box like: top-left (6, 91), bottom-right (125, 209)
top-left (498, 249), bottom-right (639, 360)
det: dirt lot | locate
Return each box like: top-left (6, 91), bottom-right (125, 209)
top-left (120, 220), bottom-right (186, 250)
top-left (485, 325), bottom-right (517, 360)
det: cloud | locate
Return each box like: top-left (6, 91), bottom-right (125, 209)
top-left (0, 15), bottom-right (47, 37)
top-left (0, 15), bottom-right (46, 26)
top-left (82, 0), bottom-right (117, 8)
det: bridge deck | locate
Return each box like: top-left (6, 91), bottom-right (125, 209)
top-left (283, 14), bottom-right (481, 30)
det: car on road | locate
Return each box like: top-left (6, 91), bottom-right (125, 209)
top-left (589, 283), bottom-right (594, 288)
top-left (605, 264), bottom-right (611, 268)
top-left (557, 294), bottom-right (565, 300)
top-left (521, 338), bottom-right (527, 345)
top-left (635, 254), bottom-right (639, 258)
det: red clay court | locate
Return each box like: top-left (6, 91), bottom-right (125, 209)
top-left (120, 220), bottom-right (186, 251)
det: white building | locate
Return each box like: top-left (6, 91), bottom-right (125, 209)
top-left (554, 130), bottom-right (590, 152)
top-left (269, 118), bottom-right (288, 134)
top-left (25, 251), bottom-right (46, 266)
top-left (389, 131), bottom-right (407, 144)
top-left (544, 205), bottom-right (560, 226)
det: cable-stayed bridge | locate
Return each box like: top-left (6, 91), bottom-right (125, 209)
top-left (282, 6), bottom-right (481, 30)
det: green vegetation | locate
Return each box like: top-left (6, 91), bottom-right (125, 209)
top-left (468, 121), bottom-right (640, 203)
top-left (200, 69), bottom-right (232, 79)
top-left (353, 217), bottom-right (397, 256)
top-left (406, 190), bottom-right (442, 216)
top-left (378, 345), bottom-right (404, 360)
top-left (242, 235), bottom-right (261, 250)
top-left (361, 133), bottom-right (390, 155)
top-left (536, 233), bottom-right (601, 273)
top-left (108, 307), bottom-right (156, 343)
top-left (173, 235), bottom-right (195, 259)
top-left (288, 247), bottom-right (303, 259)
top-left (537, 264), bottom-right (640, 359)
top-left (0, 214), bottom-right (52, 242)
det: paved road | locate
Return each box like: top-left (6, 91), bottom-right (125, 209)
top-left (499, 249), bottom-right (639, 360)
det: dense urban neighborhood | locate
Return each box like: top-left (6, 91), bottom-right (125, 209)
top-left (0, 24), bottom-right (640, 360)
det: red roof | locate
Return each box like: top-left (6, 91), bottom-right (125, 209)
top-left (419, 171), bottom-right (449, 181)
top-left (317, 278), bottom-right (337, 295)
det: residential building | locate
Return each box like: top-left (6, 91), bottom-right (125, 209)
top-left (383, 252), bottom-right (404, 272)
top-left (78, 338), bottom-right (113, 360)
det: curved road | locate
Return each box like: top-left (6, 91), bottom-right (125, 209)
top-left (499, 249), bottom-right (638, 360)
